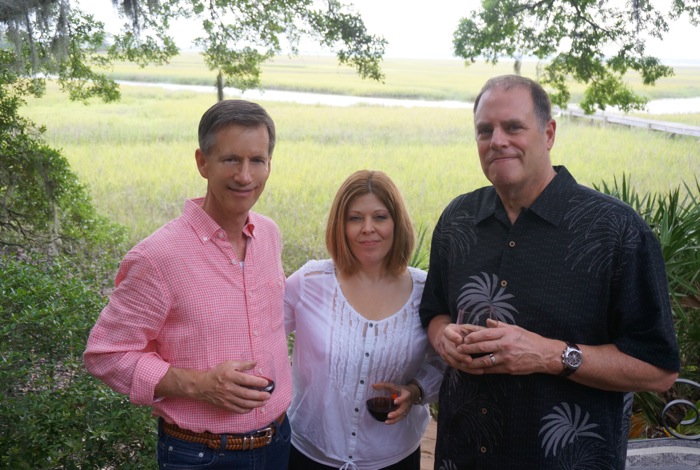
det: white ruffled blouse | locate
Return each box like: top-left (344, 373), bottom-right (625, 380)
top-left (284, 259), bottom-right (444, 470)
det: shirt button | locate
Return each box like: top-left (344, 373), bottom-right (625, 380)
top-left (365, 352), bottom-right (369, 357)
top-left (261, 406), bottom-right (266, 413)
top-left (218, 232), bottom-right (225, 239)
top-left (480, 446), bottom-right (487, 453)
top-left (354, 408), bottom-right (359, 413)
top-left (500, 280), bottom-right (508, 287)
top-left (360, 380), bottom-right (365, 384)
top-left (254, 330), bottom-right (259, 337)
top-left (508, 240), bottom-right (515, 247)
top-left (202, 237), bottom-right (208, 241)
top-left (481, 408), bottom-right (488, 414)
top-left (369, 323), bottom-right (374, 328)
top-left (231, 259), bottom-right (236, 265)
top-left (351, 432), bottom-right (356, 436)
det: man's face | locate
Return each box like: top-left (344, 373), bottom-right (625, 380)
top-left (195, 123), bottom-right (271, 223)
top-left (474, 86), bottom-right (555, 193)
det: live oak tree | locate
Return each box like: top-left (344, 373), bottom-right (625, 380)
top-left (106, 0), bottom-right (387, 97)
top-left (453, 0), bottom-right (700, 113)
top-left (3, 0), bottom-right (385, 99)
top-left (0, 0), bottom-right (385, 255)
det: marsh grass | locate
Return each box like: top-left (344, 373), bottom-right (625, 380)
top-left (22, 80), bottom-right (700, 273)
top-left (103, 53), bottom-right (700, 102)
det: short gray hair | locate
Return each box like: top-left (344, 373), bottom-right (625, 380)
top-left (473, 75), bottom-right (552, 130)
top-left (198, 100), bottom-right (276, 156)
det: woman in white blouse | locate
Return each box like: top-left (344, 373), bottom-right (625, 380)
top-left (285, 170), bottom-right (444, 470)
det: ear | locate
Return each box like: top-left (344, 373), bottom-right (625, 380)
top-left (545, 119), bottom-right (556, 150)
top-left (195, 148), bottom-right (208, 179)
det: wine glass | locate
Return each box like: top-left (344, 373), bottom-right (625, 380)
top-left (365, 385), bottom-right (399, 422)
top-left (456, 305), bottom-right (471, 342)
top-left (242, 351), bottom-right (276, 394)
top-left (456, 305), bottom-right (488, 358)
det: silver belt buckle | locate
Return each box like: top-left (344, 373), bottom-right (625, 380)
top-left (259, 426), bottom-right (273, 445)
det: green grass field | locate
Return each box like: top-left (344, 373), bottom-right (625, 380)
top-left (22, 57), bottom-right (700, 273)
top-left (106, 53), bottom-right (700, 103)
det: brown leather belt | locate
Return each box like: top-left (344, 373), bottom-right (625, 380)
top-left (161, 413), bottom-right (285, 451)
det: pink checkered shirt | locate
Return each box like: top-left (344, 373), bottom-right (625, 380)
top-left (84, 198), bottom-right (291, 434)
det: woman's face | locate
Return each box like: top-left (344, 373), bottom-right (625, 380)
top-left (344, 193), bottom-right (394, 269)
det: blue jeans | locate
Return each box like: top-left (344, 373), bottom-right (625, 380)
top-left (157, 416), bottom-right (291, 469)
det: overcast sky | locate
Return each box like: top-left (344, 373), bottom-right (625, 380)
top-left (344, 0), bottom-right (699, 64)
top-left (82, 0), bottom-right (700, 65)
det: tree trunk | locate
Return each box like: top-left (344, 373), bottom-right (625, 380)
top-left (217, 71), bottom-right (224, 102)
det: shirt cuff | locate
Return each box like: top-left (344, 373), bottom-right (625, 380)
top-left (130, 353), bottom-right (171, 406)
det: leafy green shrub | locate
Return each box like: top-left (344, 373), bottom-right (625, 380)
top-left (596, 176), bottom-right (700, 380)
top-left (0, 256), bottom-right (156, 469)
top-left (596, 176), bottom-right (700, 436)
top-left (1, 50), bottom-right (128, 266)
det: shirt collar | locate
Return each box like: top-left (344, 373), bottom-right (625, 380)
top-left (475, 165), bottom-right (576, 227)
top-left (183, 198), bottom-right (257, 243)
top-left (475, 189), bottom-right (499, 224)
top-left (529, 166), bottom-right (575, 227)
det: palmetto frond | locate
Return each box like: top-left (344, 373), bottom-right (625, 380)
top-left (565, 196), bottom-right (639, 276)
top-left (457, 272), bottom-right (518, 325)
top-left (436, 203), bottom-right (477, 262)
top-left (438, 460), bottom-right (459, 470)
top-left (557, 437), bottom-right (617, 470)
top-left (539, 402), bottom-right (604, 457)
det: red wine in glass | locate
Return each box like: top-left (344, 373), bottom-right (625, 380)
top-left (366, 396), bottom-right (398, 422)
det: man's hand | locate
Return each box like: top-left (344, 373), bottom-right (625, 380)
top-left (428, 315), bottom-right (482, 372)
top-left (197, 360), bottom-right (272, 412)
top-left (430, 316), bottom-right (678, 391)
top-left (457, 319), bottom-right (561, 375)
top-left (155, 360), bottom-right (272, 413)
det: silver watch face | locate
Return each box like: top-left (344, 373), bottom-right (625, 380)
top-left (565, 347), bottom-right (582, 369)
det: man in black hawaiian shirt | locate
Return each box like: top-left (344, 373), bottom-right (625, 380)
top-left (419, 75), bottom-right (680, 469)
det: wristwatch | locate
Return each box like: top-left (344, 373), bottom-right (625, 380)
top-left (559, 341), bottom-right (582, 377)
top-left (408, 379), bottom-right (425, 405)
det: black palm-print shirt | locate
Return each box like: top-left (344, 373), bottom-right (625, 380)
top-left (420, 166), bottom-right (679, 470)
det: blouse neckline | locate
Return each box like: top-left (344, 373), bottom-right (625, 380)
top-left (332, 267), bottom-right (418, 324)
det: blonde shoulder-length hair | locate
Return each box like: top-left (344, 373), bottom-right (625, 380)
top-left (326, 170), bottom-right (415, 277)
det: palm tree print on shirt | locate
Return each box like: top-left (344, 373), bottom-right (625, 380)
top-left (564, 195), bottom-right (639, 277)
top-left (457, 272), bottom-right (518, 325)
top-left (435, 203), bottom-right (478, 262)
top-left (539, 402), bottom-right (605, 458)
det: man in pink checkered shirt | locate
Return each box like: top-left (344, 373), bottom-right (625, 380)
top-left (84, 100), bottom-right (292, 469)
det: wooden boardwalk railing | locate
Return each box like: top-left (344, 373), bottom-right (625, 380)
top-left (559, 108), bottom-right (700, 139)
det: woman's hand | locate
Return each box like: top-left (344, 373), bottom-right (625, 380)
top-left (372, 382), bottom-right (414, 425)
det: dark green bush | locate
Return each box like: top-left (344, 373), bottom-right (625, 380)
top-left (596, 176), bottom-right (700, 382)
top-left (2, 47), bottom-right (154, 467)
top-left (0, 256), bottom-right (156, 469)
top-left (1, 50), bottom-right (128, 266)
top-left (596, 176), bottom-right (700, 435)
